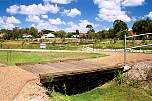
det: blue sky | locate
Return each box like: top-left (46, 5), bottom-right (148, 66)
top-left (0, 0), bottom-right (152, 32)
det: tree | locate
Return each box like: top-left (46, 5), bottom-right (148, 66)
top-left (1, 29), bottom-right (10, 40)
top-left (12, 27), bottom-right (20, 40)
top-left (29, 27), bottom-right (38, 38)
top-left (76, 30), bottom-right (79, 35)
top-left (53, 30), bottom-right (67, 39)
top-left (66, 32), bottom-right (73, 38)
top-left (86, 24), bottom-right (95, 33)
top-left (42, 29), bottom-right (54, 34)
top-left (132, 17), bottom-right (152, 34)
top-left (116, 30), bottom-right (129, 40)
top-left (107, 28), bottom-right (115, 39)
top-left (113, 20), bottom-right (128, 42)
top-left (75, 30), bottom-right (79, 38)
top-left (88, 32), bottom-right (96, 39)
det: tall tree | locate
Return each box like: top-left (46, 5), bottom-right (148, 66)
top-left (52, 31), bottom-right (66, 38)
top-left (132, 17), bottom-right (152, 34)
top-left (86, 24), bottom-right (95, 33)
top-left (75, 30), bottom-right (79, 38)
top-left (12, 27), bottom-right (20, 40)
top-left (76, 30), bottom-right (79, 35)
top-left (113, 20), bottom-right (128, 41)
top-left (29, 27), bottom-right (38, 38)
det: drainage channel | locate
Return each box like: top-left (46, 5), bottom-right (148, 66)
top-left (41, 68), bottom-right (123, 95)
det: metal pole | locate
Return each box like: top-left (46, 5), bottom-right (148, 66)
top-left (124, 34), bottom-right (127, 66)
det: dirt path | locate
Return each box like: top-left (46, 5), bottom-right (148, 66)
top-left (0, 66), bottom-right (38, 101)
top-left (87, 52), bottom-right (152, 67)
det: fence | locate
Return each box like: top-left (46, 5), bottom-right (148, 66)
top-left (124, 33), bottom-right (152, 66)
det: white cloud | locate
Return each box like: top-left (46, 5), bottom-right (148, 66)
top-left (65, 20), bottom-right (94, 32)
top-left (94, 0), bottom-right (131, 22)
top-left (41, 15), bottom-right (48, 19)
top-left (7, 3), bottom-right (59, 15)
top-left (94, 0), bottom-right (145, 22)
top-left (62, 8), bottom-right (81, 17)
top-left (4, 16), bottom-right (20, 24)
top-left (43, 0), bottom-right (76, 4)
top-left (0, 16), bottom-right (20, 29)
top-left (32, 22), bottom-right (59, 31)
top-left (122, 0), bottom-right (145, 6)
top-left (147, 11), bottom-right (152, 18)
top-left (6, 5), bottom-right (19, 14)
top-left (26, 15), bottom-right (43, 23)
top-left (30, 17), bottom-right (65, 31)
top-left (49, 18), bottom-right (65, 25)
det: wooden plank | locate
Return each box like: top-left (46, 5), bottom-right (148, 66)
top-left (39, 66), bottom-right (123, 80)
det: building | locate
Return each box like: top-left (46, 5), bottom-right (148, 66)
top-left (41, 33), bottom-right (55, 38)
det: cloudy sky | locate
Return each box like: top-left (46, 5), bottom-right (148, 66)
top-left (0, 0), bottom-right (152, 32)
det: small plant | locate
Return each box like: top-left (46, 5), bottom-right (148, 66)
top-left (115, 70), bottom-right (126, 85)
top-left (47, 75), bottom-right (54, 82)
top-left (46, 75), bottom-right (54, 95)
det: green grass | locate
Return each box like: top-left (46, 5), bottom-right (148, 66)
top-left (52, 83), bottom-right (152, 101)
top-left (0, 40), bottom-right (81, 50)
top-left (0, 51), bottom-right (104, 65)
top-left (46, 44), bottom-right (81, 50)
top-left (90, 40), bottom-right (124, 49)
top-left (90, 40), bottom-right (152, 49)
top-left (1, 40), bottom-right (152, 50)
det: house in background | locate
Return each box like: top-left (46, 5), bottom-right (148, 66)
top-left (41, 33), bottom-right (55, 38)
top-left (22, 34), bottom-right (32, 39)
top-left (72, 34), bottom-right (79, 38)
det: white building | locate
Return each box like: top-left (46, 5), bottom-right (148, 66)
top-left (41, 33), bottom-right (55, 38)
top-left (22, 34), bottom-right (32, 39)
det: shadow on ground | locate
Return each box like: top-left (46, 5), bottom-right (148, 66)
top-left (42, 68), bottom-right (122, 95)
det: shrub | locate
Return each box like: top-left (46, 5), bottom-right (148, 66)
top-left (115, 70), bottom-right (126, 85)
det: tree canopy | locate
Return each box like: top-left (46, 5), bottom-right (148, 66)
top-left (132, 17), bottom-right (152, 34)
top-left (86, 24), bottom-right (95, 33)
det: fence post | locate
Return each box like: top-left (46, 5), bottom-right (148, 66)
top-left (124, 34), bottom-right (127, 66)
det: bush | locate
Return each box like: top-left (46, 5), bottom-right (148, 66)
top-left (115, 70), bottom-right (126, 85)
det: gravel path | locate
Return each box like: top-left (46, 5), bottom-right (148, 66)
top-left (0, 66), bottom-right (38, 101)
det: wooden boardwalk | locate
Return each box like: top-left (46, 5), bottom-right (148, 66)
top-left (17, 59), bottom-right (123, 83)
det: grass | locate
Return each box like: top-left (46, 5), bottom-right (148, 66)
top-left (0, 51), bottom-right (105, 65)
top-left (51, 82), bottom-right (152, 101)
top-left (90, 40), bottom-right (152, 49)
top-left (0, 40), bottom-right (81, 50)
top-left (90, 40), bottom-right (124, 49)
top-left (1, 40), bottom-right (152, 50)
top-left (46, 44), bottom-right (81, 50)
top-left (50, 70), bottom-right (152, 101)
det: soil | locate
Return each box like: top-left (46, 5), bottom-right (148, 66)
top-left (87, 52), bottom-right (152, 67)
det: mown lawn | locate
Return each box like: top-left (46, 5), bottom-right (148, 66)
top-left (52, 82), bottom-right (152, 101)
top-left (0, 51), bottom-right (104, 65)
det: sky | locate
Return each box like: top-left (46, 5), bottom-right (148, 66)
top-left (0, 0), bottom-right (152, 32)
